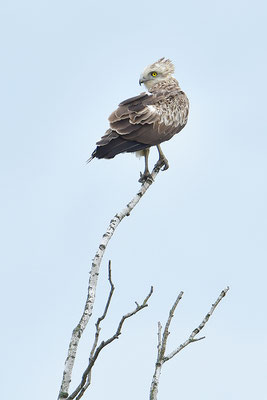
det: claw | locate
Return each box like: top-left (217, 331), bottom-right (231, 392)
top-left (154, 157), bottom-right (169, 171)
top-left (138, 171), bottom-right (153, 184)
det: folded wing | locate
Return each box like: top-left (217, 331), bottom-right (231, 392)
top-left (92, 90), bottom-right (188, 159)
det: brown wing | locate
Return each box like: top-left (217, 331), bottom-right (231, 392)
top-left (92, 89), bottom-right (189, 159)
top-left (97, 93), bottom-right (160, 144)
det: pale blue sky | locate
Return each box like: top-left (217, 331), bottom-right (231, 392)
top-left (1, 0), bottom-right (266, 399)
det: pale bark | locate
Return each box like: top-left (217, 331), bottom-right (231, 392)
top-left (67, 273), bottom-right (153, 400)
top-left (149, 287), bottom-right (229, 400)
top-left (58, 167), bottom-right (161, 400)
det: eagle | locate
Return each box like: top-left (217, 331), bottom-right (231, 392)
top-left (88, 58), bottom-right (189, 182)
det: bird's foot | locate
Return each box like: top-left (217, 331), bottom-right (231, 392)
top-left (154, 157), bottom-right (169, 171)
top-left (138, 171), bottom-right (153, 184)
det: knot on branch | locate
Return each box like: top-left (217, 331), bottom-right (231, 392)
top-left (58, 392), bottom-right (68, 399)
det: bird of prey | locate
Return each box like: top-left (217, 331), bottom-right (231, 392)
top-left (88, 58), bottom-right (189, 182)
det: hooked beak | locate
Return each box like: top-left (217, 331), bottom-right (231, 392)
top-left (139, 76), bottom-right (148, 86)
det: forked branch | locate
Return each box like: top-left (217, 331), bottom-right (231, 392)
top-left (66, 262), bottom-right (153, 400)
top-left (58, 167), bottom-right (161, 400)
top-left (149, 287), bottom-right (229, 400)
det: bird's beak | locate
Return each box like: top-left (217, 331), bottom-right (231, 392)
top-left (139, 76), bottom-right (148, 86)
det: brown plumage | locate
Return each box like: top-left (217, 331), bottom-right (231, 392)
top-left (88, 58), bottom-right (189, 182)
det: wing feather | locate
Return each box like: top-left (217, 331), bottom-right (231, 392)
top-left (119, 92), bottom-right (149, 106)
top-left (93, 85), bottom-right (189, 159)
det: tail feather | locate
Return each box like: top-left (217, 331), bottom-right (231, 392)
top-left (86, 156), bottom-right (93, 164)
top-left (89, 137), bottom-right (150, 160)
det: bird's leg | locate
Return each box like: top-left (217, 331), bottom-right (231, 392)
top-left (139, 149), bottom-right (153, 183)
top-left (154, 144), bottom-right (169, 171)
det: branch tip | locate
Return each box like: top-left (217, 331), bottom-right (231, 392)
top-left (191, 336), bottom-right (205, 342)
top-left (144, 286), bottom-right (154, 304)
top-left (107, 261), bottom-right (114, 289)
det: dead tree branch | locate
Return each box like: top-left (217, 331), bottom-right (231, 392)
top-left (67, 278), bottom-right (153, 400)
top-left (149, 287), bottom-right (229, 400)
top-left (58, 167), bottom-right (161, 399)
top-left (75, 261), bottom-right (115, 399)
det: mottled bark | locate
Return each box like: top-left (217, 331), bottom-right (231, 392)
top-left (58, 167), bottom-right (161, 400)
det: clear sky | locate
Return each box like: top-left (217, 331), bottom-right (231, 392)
top-left (1, 0), bottom-right (266, 399)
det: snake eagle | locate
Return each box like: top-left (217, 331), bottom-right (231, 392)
top-left (88, 58), bottom-right (189, 182)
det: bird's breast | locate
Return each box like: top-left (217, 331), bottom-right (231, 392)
top-left (157, 102), bottom-right (181, 127)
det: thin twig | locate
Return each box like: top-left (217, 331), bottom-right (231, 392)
top-left (58, 167), bottom-right (161, 399)
top-left (159, 291), bottom-right (184, 360)
top-left (89, 260), bottom-right (115, 360)
top-left (67, 286), bottom-right (154, 400)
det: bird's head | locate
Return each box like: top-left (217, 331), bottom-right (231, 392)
top-left (139, 58), bottom-right (175, 90)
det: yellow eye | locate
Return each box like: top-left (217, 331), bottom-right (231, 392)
top-left (151, 71), bottom-right (158, 77)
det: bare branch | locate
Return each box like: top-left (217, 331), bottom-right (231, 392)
top-left (164, 286), bottom-right (229, 362)
top-left (160, 291), bottom-right (184, 360)
top-left (149, 291), bottom-right (183, 400)
top-left (149, 287), bottom-right (229, 400)
top-left (72, 261), bottom-right (115, 400)
top-left (58, 168), bottom-right (161, 400)
top-left (68, 286), bottom-right (154, 400)
top-left (89, 260), bottom-right (115, 359)
top-left (157, 322), bottom-right (162, 358)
